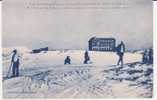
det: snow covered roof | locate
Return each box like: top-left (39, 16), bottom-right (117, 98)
top-left (88, 36), bottom-right (116, 42)
top-left (89, 34), bottom-right (116, 39)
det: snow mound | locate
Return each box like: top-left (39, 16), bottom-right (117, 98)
top-left (3, 47), bottom-right (31, 54)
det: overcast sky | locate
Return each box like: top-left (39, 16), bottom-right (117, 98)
top-left (2, 0), bottom-right (153, 50)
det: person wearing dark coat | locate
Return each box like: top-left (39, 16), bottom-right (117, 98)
top-left (116, 41), bottom-right (125, 66)
top-left (64, 56), bottom-right (71, 65)
top-left (11, 49), bottom-right (20, 77)
top-left (142, 50), bottom-right (148, 64)
top-left (142, 49), bottom-right (153, 64)
top-left (84, 51), bottom-right (90, 64)
top-left (148, 48), bottom-right (153, 64)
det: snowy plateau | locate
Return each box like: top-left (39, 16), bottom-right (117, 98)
top-left (2, 48), bottom-right (153, 98)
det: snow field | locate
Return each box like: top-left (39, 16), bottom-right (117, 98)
top-left (2, 50), bottom-right (152, 98)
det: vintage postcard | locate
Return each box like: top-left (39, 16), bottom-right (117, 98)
top-left (2, 0), bottom-right (153, 98)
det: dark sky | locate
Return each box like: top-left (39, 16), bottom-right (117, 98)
top-left (2, 0), bottom-right (153, 50)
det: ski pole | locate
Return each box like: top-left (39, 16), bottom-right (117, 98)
top-left (6, 62), bottom-right (12, 78)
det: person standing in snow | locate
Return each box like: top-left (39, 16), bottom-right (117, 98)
top-left (143, 49), bottom-right (153, 64)
top-left (11, 49), bottom-right (20, 77)
top-left (116, 41), bottom-right (125, 66)
top-left (84, 50), bottom-right (90, 64)
top-left (64, 56), bottom-right (71, 65)
top-left (142, 50), bottom-right (148, 64)
top-left (148, 48), bottom-right (153, 64)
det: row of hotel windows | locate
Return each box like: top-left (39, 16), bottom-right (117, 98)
top-left (92, 42), bottom-right (115, 47)
top-left (95, 39), bottom-right (115, 42)
top-left (92, 47), bottom-right (114, 51)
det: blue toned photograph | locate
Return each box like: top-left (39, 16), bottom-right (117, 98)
top-left (2, 0), bottom-right (153, 98)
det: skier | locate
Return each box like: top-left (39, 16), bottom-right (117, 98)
top-left (148, 48), bottom-right (153, 64)
top-left (116, 41), bottom-right (125, 66)
top-left (83, 50), bottom-right (90, 64)
top-left (11, 49), bottom-right (20, 77)
top-left (142, 50), bottom-right (148, 64)
top-left (64, 56), bottom-right (71, 65)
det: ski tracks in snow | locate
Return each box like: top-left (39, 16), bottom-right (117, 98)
top-left (3, 63), bottom-right (153, 98)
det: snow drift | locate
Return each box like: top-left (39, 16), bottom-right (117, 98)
top-left (2, 50), bottom-right (153, 98)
